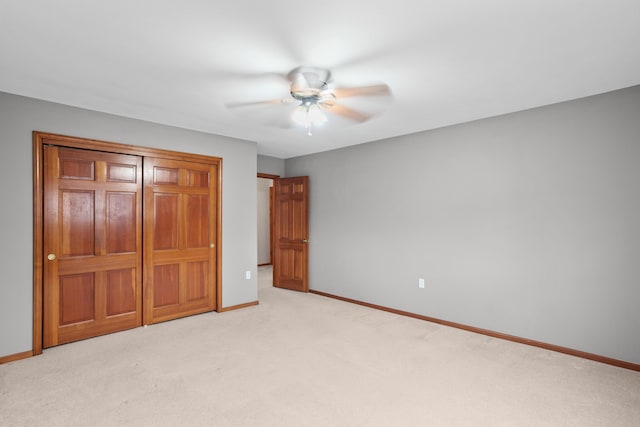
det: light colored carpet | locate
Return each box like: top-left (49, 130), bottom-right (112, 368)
top-left (1, 266), bottom-right (639, 426)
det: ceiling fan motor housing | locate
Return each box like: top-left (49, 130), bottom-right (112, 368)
top-left (288, 66), bottom-right (335, 106)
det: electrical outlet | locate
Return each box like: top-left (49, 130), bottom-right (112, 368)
top-left (245, 270), bottom-right (251, 280)
top-left (418, 278), bottom-right (425, 289)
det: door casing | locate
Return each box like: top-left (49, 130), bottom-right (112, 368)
top-left (33, 131), bottom-right (222, 355)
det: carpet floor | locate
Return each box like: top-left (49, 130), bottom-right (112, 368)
top-left (1, 266), bottom-right (639, 426)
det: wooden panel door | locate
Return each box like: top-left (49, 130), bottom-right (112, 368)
top-left (43, 146), bottom-right (142, 347)
top-left (143, 157), bottom-right (218, 324)
top-left (273, 176), bottom-right (309, 292)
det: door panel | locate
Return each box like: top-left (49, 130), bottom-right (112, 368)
top-left (60, 190), bottom-right (94, 256)
top-left (273, 176), bottom-right (309, 292)
top-left (153, 193), bottom-right (179, 249)
top-left (143, 157), bottom-right (218, 324)
top-left (152, 264), bottom-right (180, 307)
top-left (186, 261), bottom-right (208, 301)
top-left (106, 269), bottom-right (137, 315)
top-left (106, 192), bottom-right (137, 253)
top-left (59, 273), bottom-right (95, 325)
top-left (43, 146), bottom-right (143, 347)
top-left (186, 195), bottom-right (209, 247)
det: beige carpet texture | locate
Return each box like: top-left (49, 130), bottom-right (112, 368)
top-left (1, 266), bottom-right (639, 426)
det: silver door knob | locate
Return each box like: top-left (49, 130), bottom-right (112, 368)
top-left (47, 254), bottom-right (56, 261)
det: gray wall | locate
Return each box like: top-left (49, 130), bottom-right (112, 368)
top-left (257, 154), bottom-right (285, 177)
top-left (0, 92), bottom-right (258, 359)
top-left (286, 85), bottom-right (640, 364)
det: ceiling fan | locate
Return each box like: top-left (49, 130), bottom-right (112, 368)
top-left (226, 66), bottom-right (392, 136)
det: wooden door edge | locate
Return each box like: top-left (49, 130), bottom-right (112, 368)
top-left (33, 133), bottom-right (44, 355)
top-left (215, 161), bottom-right (223, 312)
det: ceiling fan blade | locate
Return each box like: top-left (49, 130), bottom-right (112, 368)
top-left (225, 98), bottom-right (295, 109)
top-left (318, 95), bottom-right (336, 108)
top-left (333, 84), bottom-right (391, 98)
top-left (325, 103), bottom-right (371, 123)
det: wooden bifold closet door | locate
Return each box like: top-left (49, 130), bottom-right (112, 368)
top-left (43, 146), bottom-right (143, 347)
top-left (143, 157), bottom-right (218, 324)
top-left (39, 134), bottom-right (220, 349)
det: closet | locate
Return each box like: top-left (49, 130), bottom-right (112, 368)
top-left (34, 132), bottom-right (221, 350)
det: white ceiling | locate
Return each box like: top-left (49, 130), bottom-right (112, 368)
top-left (1, 1), bottom-right (639, 159)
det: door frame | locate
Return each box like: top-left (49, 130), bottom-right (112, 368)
top-left (257, 173), bottom-right (279, 266)
top-left (33, 131), bottom-right (223, 355)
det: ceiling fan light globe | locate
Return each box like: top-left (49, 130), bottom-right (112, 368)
top-left (292, 103), bottom-right (328, 127)
top-left (307, 103), bottom-right (328, 124)
top-left (292, 105), bottom-right (310, 125)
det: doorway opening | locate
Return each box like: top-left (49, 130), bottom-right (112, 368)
top-left (257, 174), bottom-right (277, 266)
top-left (257, 173), bottom-right (278, 291)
